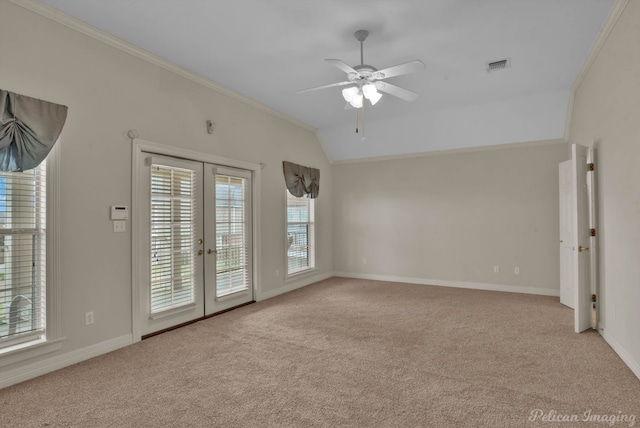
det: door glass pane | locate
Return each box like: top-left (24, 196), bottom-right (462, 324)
top-left (150, 165), bottom-right (196, 313)
top-left (215, 175), bottom-right (249, 297)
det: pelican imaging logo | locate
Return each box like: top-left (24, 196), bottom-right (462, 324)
top-left (529, 409), bottom-right (636, 426)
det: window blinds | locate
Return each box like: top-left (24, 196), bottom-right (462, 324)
top-left (286, 189), bottom-right (315, 275)
top-left (0, 160), bottom-right (46, 348)
top-left (150, 164), bottom-right (196, 313)
top-left (215, 174), bottom-right (250, 297)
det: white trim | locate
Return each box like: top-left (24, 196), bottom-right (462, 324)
top-left (131, 138), bottom-right (261, 342)
top-left (564, 0), bottom-right (630, 141)
top-left (47, 140), bottom-right (62, 340)
top-left (0, 334), bottom-right (132, 390)
top-left (601, 328), bottom-right (640, 381)
top-left (0, 337), bottom-right (64, 368)
top-left (332, 139), bottom-right (567, 165)
top-left (8, 0), bottom-right (315, 135)
top-left (257, 271), bottom-right (333, 301)
top-left (333, 272), bottom-right (560, 297)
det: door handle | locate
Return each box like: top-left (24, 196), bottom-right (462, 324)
top-left (207, 249), bottom-right (216, 254)
top-left (579, 246), bottom-right (590, 252)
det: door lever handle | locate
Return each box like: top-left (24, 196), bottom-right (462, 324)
top-left (579, 246), bottom-right (590, 252)
top-left (207, 249), bottom-right (216, 254)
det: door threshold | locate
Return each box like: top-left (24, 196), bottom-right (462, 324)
top-left (142, 300), bottom-right (255, 340)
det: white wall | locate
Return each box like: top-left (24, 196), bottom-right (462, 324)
top-left (0, 0), bottom-right (332, 382)
top-left (569, 0), bottom-right (640, 376)
top-left (333, 142), bottom-right (569, 295)
top-left (321, 90), bottom-right (569, 161)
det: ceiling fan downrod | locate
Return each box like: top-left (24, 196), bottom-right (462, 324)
top-left (354, 30), bottom-right (369, 65)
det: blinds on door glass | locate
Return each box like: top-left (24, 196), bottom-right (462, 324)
top-left (0, 161), bottom-right (46, 348)
top-left (215, 175), bottom-right (249, 297)
top-left (150, 165), bottom-right (196, 313)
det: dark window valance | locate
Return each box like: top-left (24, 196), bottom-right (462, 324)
top-left (283, 161), bottom-right (320, 198)
top-left (0, 89), bottom-right (68, 172)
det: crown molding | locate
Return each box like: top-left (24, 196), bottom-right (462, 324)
top-left (8, 0), bottom-right (316, 134)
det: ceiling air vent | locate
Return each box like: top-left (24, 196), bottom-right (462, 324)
top-left (486, 58), bottom-right (511, 73)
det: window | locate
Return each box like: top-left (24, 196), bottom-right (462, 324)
top-left (286, 189), bottom-right (315, 275)
top-left (0, 161), bottom-right (47, 349)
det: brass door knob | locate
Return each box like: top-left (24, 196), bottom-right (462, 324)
top-left (579, 246), bottom-right (590, 252)
top-left (197, 249), bottom-right (203, 256)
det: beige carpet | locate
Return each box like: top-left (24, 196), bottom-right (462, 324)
top-left (2, 277), bottom-right (639, 427)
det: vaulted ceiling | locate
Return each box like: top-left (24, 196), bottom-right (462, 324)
top-left (38, 0), bottom-right (615, 161)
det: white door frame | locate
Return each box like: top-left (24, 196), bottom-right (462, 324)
top-left (558, 160), bottom-right (574, 308)
top-left (131, 138), bottom-right (261, 342)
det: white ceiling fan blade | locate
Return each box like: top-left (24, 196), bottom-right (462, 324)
top-left (297, 81), bottom-right (353, 94)
top-left (372, 60), bottom-right (426, 80)
top-left (325, 59), bottom-right (359, 75)
top-left (374, 81), bottom-right (419, 102)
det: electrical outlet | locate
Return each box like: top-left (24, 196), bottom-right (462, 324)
top-left (275, 269), bottom-right (279, 277)
top-left (362, 258), bottom-right (367, 265)
top-left (493, 266), bottom-right (500, 274)
top-left (514, 267), bottom-right (520, 275)
top-left (85, 311), bottom-right (94, 325)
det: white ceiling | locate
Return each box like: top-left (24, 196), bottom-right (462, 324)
top-left (37, 0), bottom-right (615, 161)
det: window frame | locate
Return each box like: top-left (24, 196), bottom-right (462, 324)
top-left (0, 143), bottom-right (62, 360)
top-left (285, 188), bottom-right (316, 279)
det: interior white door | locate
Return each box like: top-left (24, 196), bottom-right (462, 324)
top-left (571, 144), bottom-right (592, 333)
top-left (139, 154), bottom-right (205, 336)
top-left (203, 166), bottom-right (253, 316)
top-left (558, 160), bottom-right (574, 308)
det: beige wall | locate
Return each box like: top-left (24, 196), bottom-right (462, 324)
top-left (333, 143), bottom-right (569, 293)
top-left (0, 0), bottom-right (332, 376)
top-left (569, 0), bottom-right (640, 372)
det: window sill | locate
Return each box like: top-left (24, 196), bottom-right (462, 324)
top-left (285, 267), bottom-right (318, 283)
top-left (0, 337), bottom-right (65, 368)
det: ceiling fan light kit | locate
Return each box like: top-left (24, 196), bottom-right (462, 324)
top-left (298, 29), bottom-right (426, 137)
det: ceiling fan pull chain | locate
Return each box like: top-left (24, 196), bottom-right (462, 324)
top-left (362, 103), bottom-right (365, 140)
top-left (355, 106), bottom-right (359, 134)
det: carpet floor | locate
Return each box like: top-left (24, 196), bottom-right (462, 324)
top-left (2, 277), bottom-right (639, 427)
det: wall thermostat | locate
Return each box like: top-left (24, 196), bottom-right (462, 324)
top-left (110, 205), bottom-right (129, 220)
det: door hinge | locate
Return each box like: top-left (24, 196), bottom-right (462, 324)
top-left (591, 294), bottom-right (597, 303)
top-left (588, 163), bottom-right (595, 171)
top-left (590, 228), bottom-right (596, 237)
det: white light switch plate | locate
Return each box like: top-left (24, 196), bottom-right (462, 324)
top-left (113, 221), bottom-right (126, 233)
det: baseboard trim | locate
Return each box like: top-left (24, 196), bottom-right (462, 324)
top-left (334, 272), bottom-right (560, 297)
top-left (0, 334), bottom-right (133, 390)
top-left (258, 271), bottom-right (334, 301)
top-left (601, 328), bottom-right (640, 381)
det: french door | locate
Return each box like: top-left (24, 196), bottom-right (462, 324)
top-left (138, 153), bottom-right (253, 336)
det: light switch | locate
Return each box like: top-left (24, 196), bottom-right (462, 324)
top-left (114, 221), bottom-right (126, 233)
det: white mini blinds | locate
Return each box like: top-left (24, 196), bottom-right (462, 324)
top-left (149, 164), bottom-right (197, 313)
top-left (0, 160), bottom-right (47, 348)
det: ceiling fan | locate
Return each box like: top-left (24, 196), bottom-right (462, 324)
top-left (298, 30), bottom-right (426, 109)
